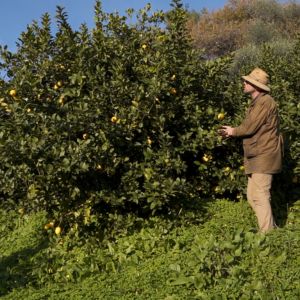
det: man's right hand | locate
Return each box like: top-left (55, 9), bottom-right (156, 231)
top-left (218, 126), bottom-right (235, 138)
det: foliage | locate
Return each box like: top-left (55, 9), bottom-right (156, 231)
top-left (0, 209), bottom-right (48, 295)
top-left (0, 199), bottom-right (299, 299)
top-left (187, 0), bottom-right (300, 58)
top-left (230, 39), bottom-right (296, 74)
top-left (0, 0), bottom-right (246, 236)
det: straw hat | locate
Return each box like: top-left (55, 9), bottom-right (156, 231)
top-left (242, 67), bottom-right (270, 92)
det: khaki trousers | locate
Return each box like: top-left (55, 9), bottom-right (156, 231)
top-left (247, 173), bottom-right (275, 233)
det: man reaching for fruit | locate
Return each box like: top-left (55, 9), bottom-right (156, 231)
top-left (218, 67), bottom-right (283, 233)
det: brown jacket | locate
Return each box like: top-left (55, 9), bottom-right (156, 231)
top-left (232, 93), bottom-right (283, 174)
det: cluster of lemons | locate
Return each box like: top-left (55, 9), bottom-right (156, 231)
top-left (7, 81), bottom-right (64, 110)
top-left (0, 88), bottom-right (21, 113)
top-left (18, 207), bottom-right (62, 236)
top-left (0, 97), bottom-right (11, 113)
top-left (53, 81), bottom-right (63, 91)
top-left (44, 222), bottom-right (62, 235)
top-left (202, 154), bottom-right (244, 174)
top-left (54, 81), bottom-right (65, 106)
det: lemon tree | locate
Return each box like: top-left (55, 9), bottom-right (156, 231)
top-left (0, 0), bottom-right (298, 236)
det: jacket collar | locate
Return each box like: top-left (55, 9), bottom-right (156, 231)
top-left (251, 92), bottom-right (266, 106)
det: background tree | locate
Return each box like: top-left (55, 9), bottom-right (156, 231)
top-left (187, 0), bottom-right (300, 58)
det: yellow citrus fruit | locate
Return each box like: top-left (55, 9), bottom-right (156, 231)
top-left (239, 165), bottom-right (245, 171)
top-left (147, 137), bottom-right (152, 145)
top-left (57, 81), bottom-right (63, 87)
top-left (111, 116), bottom-right (118, 123)
top-left (9, 89), bottom-right (17, 97)
top-left (170, 88), bottom-right (177, 95)
top-left (18, 208), bottom-right (24, 214)
top-left (171, 74), bottom-right (176, 80)
top-left (27, 108), bottom-right (32, 113)
top-left (53, 84), bottom-right (59, 90)
top-left (44, 222), bottom-right (54, 230)
top-left (82, 133), bottom-right (88, 140)
top-left (217, 113), bottom-right (225, 120)
top-left (141, 44), bottom-right (147, 50)
top-left (55, 226), bottom-right (62, 235)
top-left (214, 186), bottom-right (221, 193)
top-left (202, 155), bottom-right (209, 162)
top-left (202, 154), bottom-right (212, 162)
top-left (157, 35), bottom-right (165, 41)
top-left (224, 167), bottom-right (231, 172)
top-left (44, 224), bottom-right (51, 230)
top-left (58, 95), bottom-right (64, 104)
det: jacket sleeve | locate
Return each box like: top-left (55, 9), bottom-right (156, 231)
top-left (232, 97), bottom-right (271, 137)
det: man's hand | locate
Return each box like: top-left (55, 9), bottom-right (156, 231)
top-left (218, 126), bottom-right (235, 138)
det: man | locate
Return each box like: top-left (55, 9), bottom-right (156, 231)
top-left (219, 67), bottom-right (283, 233)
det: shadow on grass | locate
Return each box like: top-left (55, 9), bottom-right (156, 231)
top-left (273, 187), bottom-right (300, 228)
top-left (272, 135), bottom-right (300, 228)
top-left (0, 239), bottom-right (48, 297)
top-left (272, 174), bottom-right (300, 228)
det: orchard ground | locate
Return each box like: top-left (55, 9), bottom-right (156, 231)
top-left (0, 198), bottom-right (299, 299)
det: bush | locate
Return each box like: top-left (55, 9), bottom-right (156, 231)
top-left (187, 0), bottom-right (300, 57)
top-left (246, 20), bottom-right (278, 45)
top-left (0, 0), bottom-right (299, 237)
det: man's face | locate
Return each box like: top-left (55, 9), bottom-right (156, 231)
top-left (243, 80), bottom-right (256, 94)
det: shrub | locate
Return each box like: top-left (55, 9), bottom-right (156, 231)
top-left (0, 0), bottom-right (299, 237)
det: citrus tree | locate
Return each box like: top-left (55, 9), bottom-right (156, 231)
top-left (0, 0), bottom-right (298, 235)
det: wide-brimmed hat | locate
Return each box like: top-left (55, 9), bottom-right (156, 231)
top-left (242, 67), bottom-right (270, 92)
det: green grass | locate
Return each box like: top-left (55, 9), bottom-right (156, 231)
top-left (0, 198), bottom-right (299, 299)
